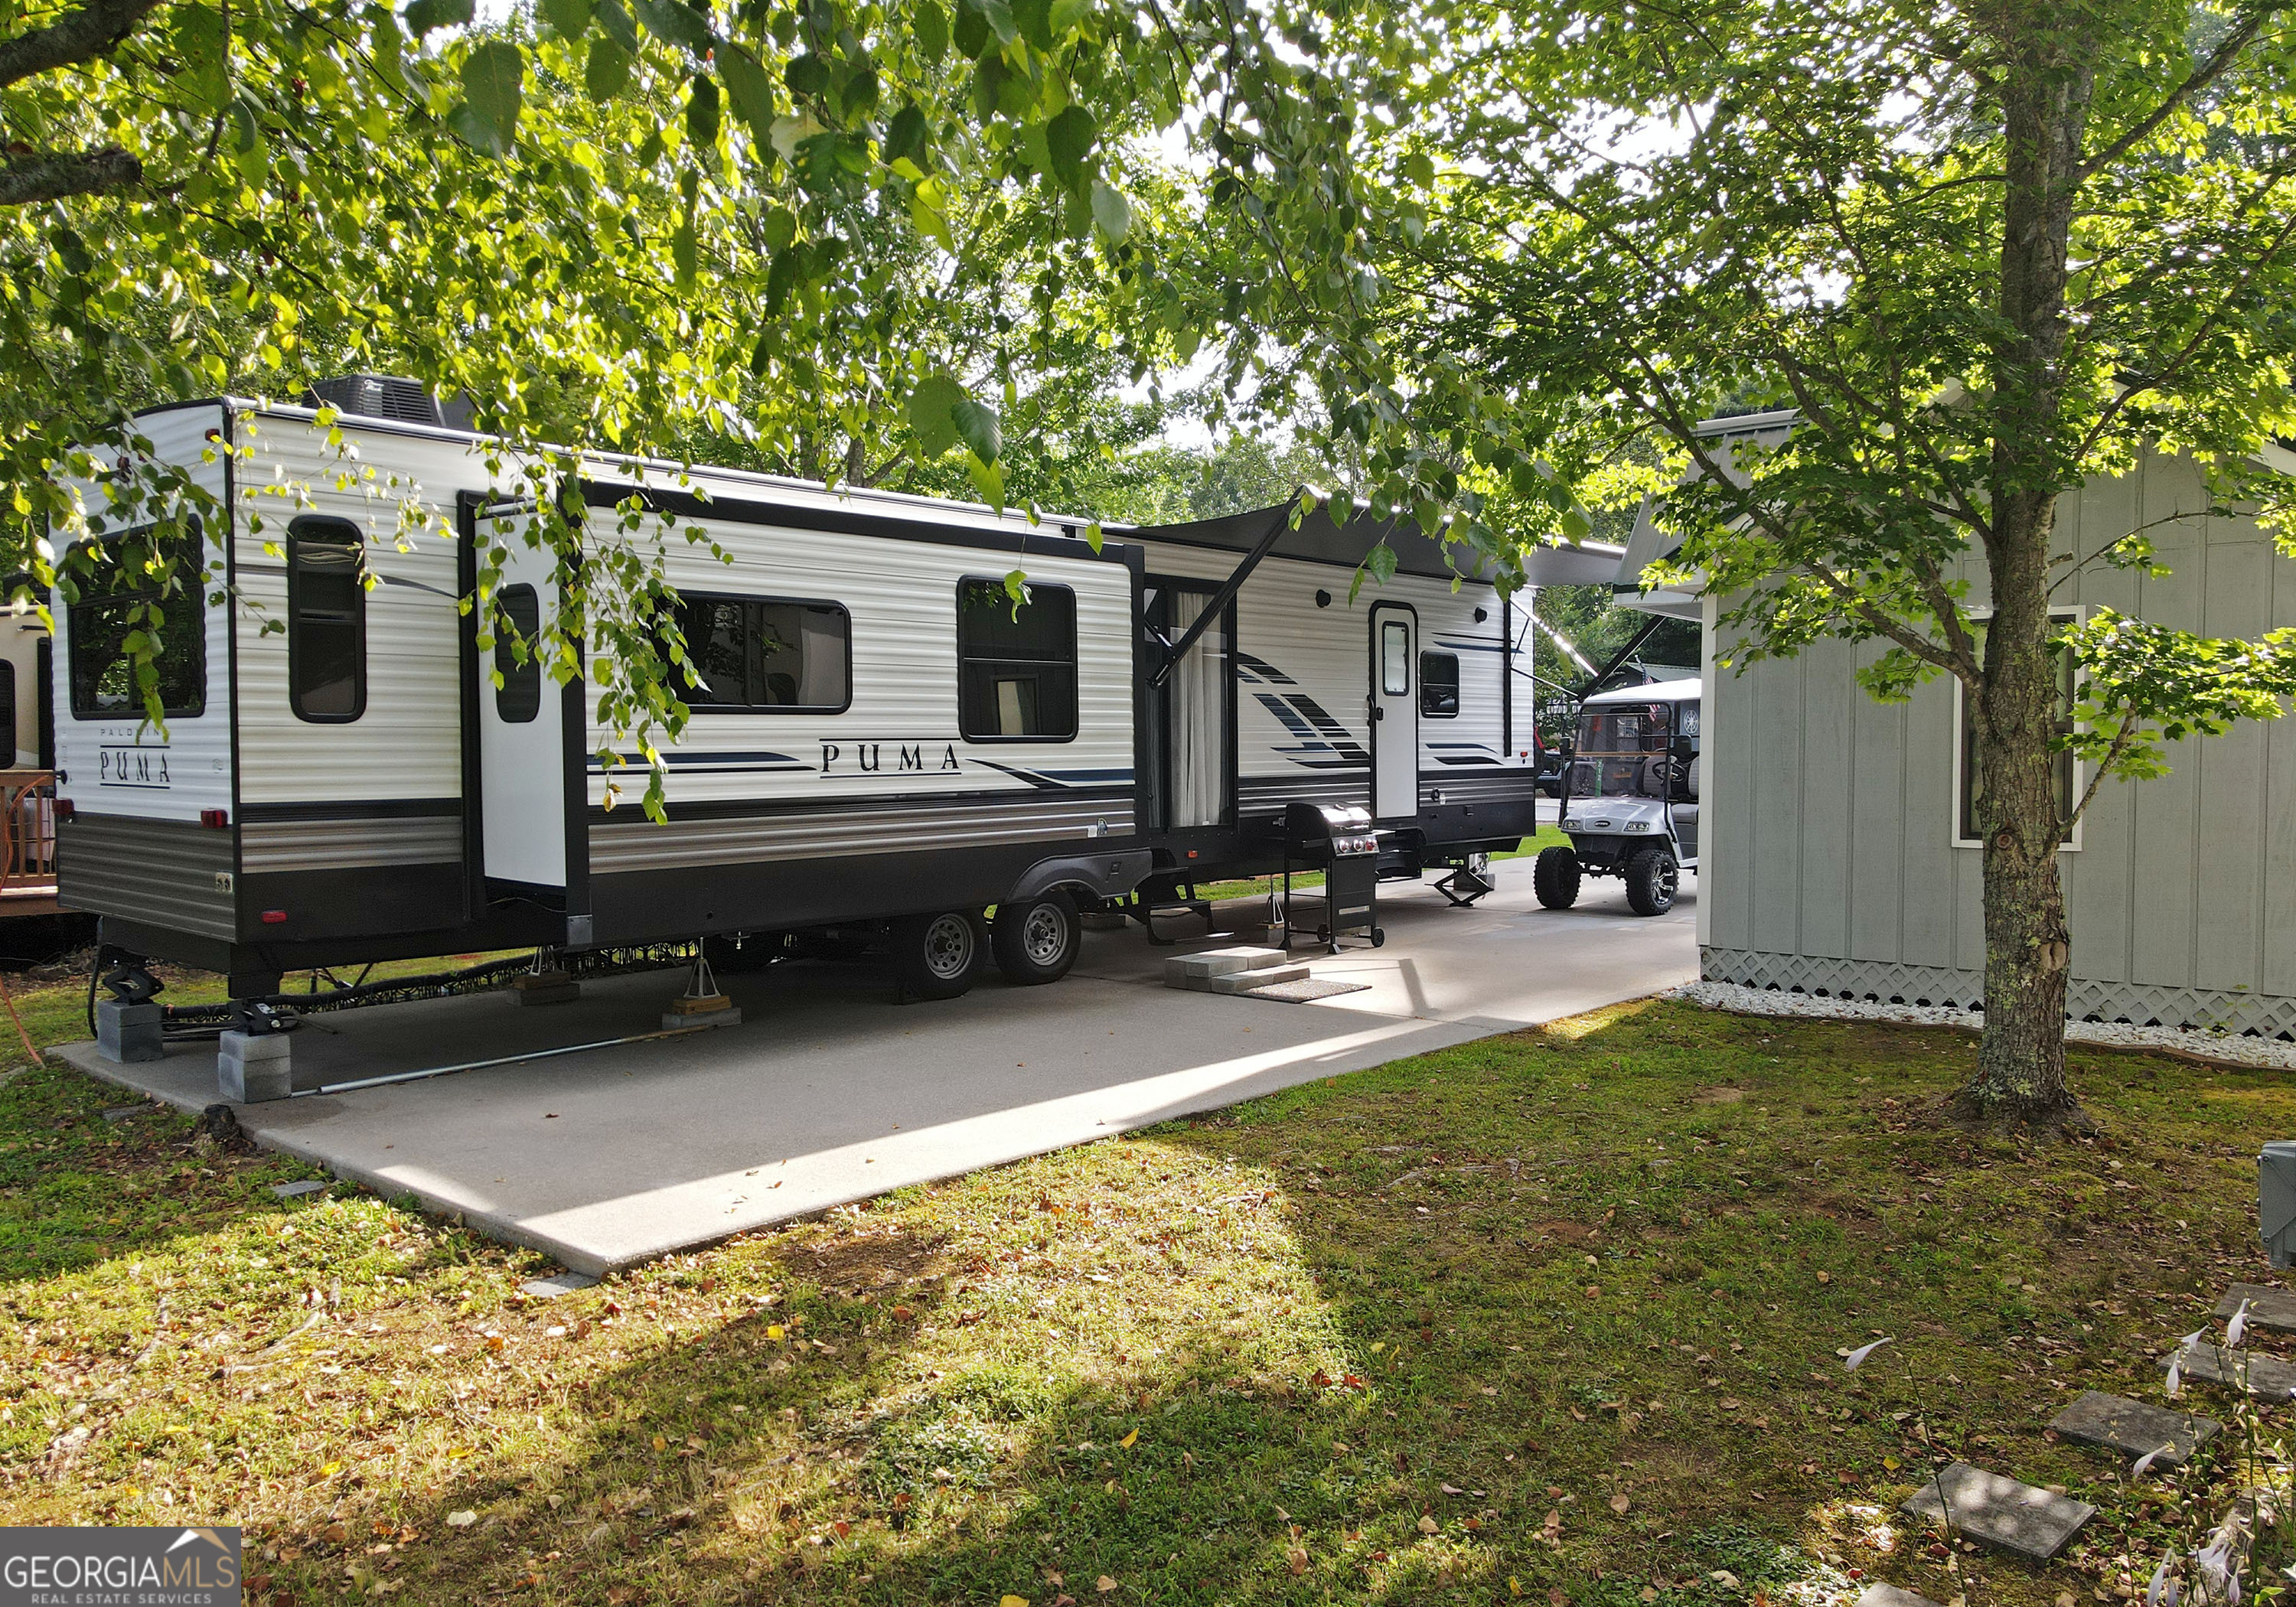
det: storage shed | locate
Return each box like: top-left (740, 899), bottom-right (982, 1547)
top-left (1623, 410), bottom-right (2296, 1038)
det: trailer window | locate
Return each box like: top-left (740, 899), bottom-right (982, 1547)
top-left (65, 522), bottom-right (206, 719)
top-left (669, 596), bottom-right (850, 713)
top-left (287, 517), bottom-right (367, 722)
top-left (494, 584), bottom-right (543, 724)
top-left (957, 579), bottom-right (1076, 740)
top-left (1420, 650), bottom-right (1459, 717)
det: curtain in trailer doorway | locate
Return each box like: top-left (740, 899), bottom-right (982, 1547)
top-left (1168, 587), bottom-right (1228, 828)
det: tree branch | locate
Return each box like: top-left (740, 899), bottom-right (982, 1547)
top-left (0, 145), bottom-right (141, 206)
top-left (2075, 3), bottom-right (2288, 179)
top-left (0, 0), bottom-right (165, 87)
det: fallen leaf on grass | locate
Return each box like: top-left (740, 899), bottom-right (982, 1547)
top-left (1287, 1548), bottom-right (1309, 1576)
top-left (1418, 1516), bottom-right (1440, 1534)
top-left (1119, 1429), bottom-right (1137, 1449)
top-left (1097, 1577), bottom-right (1117, 1594)
top-left (445, 1511), bottom-right (476, 1529)
top-left (1552, 1589), bottom-right (1570, 1607)
top-left (1610, 1494), bottom-right (1630, 1514)
top-left (1000, 1597), bottom-right (1030, 1607)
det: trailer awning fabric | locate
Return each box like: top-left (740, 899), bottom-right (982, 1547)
top-left (1125, 503), bottom-right (1626, 587)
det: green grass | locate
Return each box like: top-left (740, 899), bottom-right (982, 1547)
top-left (1192, 825), bottom-right (1569, 905)
top-left (0, 980), bottom-right (2281, 1607)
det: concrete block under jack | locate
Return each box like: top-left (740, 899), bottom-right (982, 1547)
top-left (219, 1030), bottom-right (293, 1103)
top-left (514, 970), bottom-right (581, 1007)
top-left (663, 993), bottom-right (742, 1032)
top-left (96, 999), bottom-right (165, 1064)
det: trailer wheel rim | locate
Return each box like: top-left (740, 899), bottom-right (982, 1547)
top-left (1022, 903), bottom-right (1071, 968)
top-left (922, 914), bottom-right (974, 980)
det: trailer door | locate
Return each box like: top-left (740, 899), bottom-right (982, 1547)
top-left (472, 504), bottom-right (576, 901)
top-left (1369, 602), bottom-right (1418, 821)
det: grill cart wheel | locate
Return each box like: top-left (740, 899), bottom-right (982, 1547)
top-left (891, 909), bottom-right (987, 1000)
top-left (1624, 846), bottom-right (1679, 916)
top-left (992, 890), bottom-right (1081, 986)
top-left (1533, 846), bottom-right (1582, 910)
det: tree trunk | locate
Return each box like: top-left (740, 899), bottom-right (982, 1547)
top-left (1958, 5), bottom-right (2095, 1126)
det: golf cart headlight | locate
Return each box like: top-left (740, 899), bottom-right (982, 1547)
top-left (1625, 820), bottom-right (1648, 833)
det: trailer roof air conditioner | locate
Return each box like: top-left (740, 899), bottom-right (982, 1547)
top-left (302, 375), bottom-right (476, 432)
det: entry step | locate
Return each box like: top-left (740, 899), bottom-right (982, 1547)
top-left (1206, 964), bottom-right (1312, 994)
top-left (1164, 947), bottom-right (1296, 990)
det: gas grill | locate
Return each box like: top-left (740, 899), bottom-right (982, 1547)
top-left (1280, 800), bottom-right (1384, 953)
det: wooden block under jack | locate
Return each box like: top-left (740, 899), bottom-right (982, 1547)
top-left (663, 993), bottom-right (742, 1031)
top-left (514, 970), bottom-right (581, 1006)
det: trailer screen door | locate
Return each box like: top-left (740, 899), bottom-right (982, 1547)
top-left (1370, 603), bottom-right (1418, 820)
top-left (474, 505), bottom-right (574, 897)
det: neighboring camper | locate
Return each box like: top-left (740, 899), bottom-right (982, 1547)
top-left (1534, 676), bottom-right (1702, 916)
top-left (51, 385), bottom-right (1617, 1012)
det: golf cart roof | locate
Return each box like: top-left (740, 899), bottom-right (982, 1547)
top-left (1582, 675), bottom-right (1702, 707)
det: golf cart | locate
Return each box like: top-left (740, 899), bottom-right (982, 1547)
top-left (1534, 676), bottom-right (1701, 916)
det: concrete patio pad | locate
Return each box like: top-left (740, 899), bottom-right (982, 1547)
top-left (56, 856), bottom-right (1696, 1276)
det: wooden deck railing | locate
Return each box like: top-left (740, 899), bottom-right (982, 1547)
top-left (0, 770), bottom-right (57, 901)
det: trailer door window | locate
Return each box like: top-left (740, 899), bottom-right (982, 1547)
top-left (66, 521), bottom-right (206, 719)
top-left (287, 517), bottom-right (367, 722)
top-left (957, 579), bottom-right (1077, 740)
top-left (1420, 650), bottom-right (1459, 717)
top-left (1381, 621), bottom-right (1411, 695)
top-left (669, 596), bottom-right (850, 712)
top-left (494, 584), bottom-right (543, 724)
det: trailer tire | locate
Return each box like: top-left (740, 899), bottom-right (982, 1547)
top-left (1533, 846), bottom-right (1582, 910)
top-left (991, 890), bottom-right (1081, 986)
top-left (892, 910), bottom-right (987, 1000)
top-left (1624, 847), bottom-right (1679, 916)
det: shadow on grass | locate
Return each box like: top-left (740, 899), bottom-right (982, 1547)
top-left (11, 997), bottom-right (2289, 1607)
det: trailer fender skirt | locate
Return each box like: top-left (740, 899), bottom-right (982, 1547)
top-left (1008, 849), bottom-right (1155, 905)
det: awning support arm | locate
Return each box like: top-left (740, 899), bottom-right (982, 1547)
top-left (1146, 494), bottom-right (1298, 689)
top-left (1583, 613), bottom-right (1668, 693)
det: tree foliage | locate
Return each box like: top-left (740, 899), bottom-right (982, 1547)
top-left (1349, 0), bottom-right (2296, 1116)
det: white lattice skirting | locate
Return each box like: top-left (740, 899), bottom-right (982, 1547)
top-left (1700, 947), bottom-right (2296, 1041)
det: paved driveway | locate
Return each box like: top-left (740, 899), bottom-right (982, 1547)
top-left (59, 856), bottom-right (1696, 1275)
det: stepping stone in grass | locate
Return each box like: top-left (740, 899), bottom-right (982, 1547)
top-left (2048, 1390), bottom-right (2219, 1468)
top-left (2164, 1338), bottom-right (2296, 1400)
top-left (1899, 1462), bottom-right (2095, 1563)
top-left (519, 1272), bottom-right (599, 1299)
top-left (2215, 1283), bottom-right (2296, 1333)
top-left (270, 1179), bottom-right (329, 1200)
top-left (1857, 1585), bottom-right (1945, 1607)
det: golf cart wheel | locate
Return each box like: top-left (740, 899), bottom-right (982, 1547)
top-left (1625, 847), bottom-right (1679, 916)
top-left (992, 890), bottom-right (1081, 986)
top-left (892, 910), bottom-right (987, 1000)
top-left (1533, 846), bottom-right (1582, 910)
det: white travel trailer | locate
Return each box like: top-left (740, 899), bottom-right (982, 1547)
top-left (51, 383), bottom-right (1618, 1010)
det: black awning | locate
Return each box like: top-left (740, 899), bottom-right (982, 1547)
top-left (1124, 502), bottom-right (1624, 586)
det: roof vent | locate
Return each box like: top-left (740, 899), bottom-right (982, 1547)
top-left (302, 375), bottom-right (476, 432)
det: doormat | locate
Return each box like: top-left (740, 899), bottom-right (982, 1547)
top-left (1241, 977), bottom-right (1373, 1003)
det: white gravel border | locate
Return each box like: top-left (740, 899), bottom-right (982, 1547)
top-left (1672, 980), bottom-right (2296, 1072)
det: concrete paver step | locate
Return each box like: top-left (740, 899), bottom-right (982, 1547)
top-left (1857, 1585), bottom-right (1944, 1607)
top-left (2164, 1337), bottom-right (2296, 1397)
top-left (2216, 1282), bottom-right (2296, 1332)
top-left (1900, 1462), bottom-right (2095, 1561)
top-left (2048, 1390), bottom-right (2219, 1467)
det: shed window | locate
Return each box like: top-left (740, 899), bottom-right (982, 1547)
top-left (1957, 641), bottom-right (2076, 845)
top-left (958, 579), bottom-right (1076, 740)
top-left (494, 584), bottom-right (543, 724)
top-left (288, 517), bottom-right (367, 722)
top-left (670, 596), bottom-right (850, 712)
top-left (66, 522), bottom-right (206, 719)
top-left (1420, 650), bottom-right (1459, 717)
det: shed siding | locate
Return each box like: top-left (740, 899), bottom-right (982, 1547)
top-left (1704, 448), bottom-right (2296, 1035)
